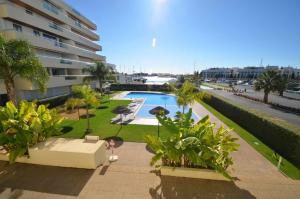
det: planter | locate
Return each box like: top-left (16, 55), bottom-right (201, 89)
top-left (160, 166), bottom-right (230, 181)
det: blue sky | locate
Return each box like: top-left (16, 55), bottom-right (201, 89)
top-left (65, 0), bottom-right (300, 74)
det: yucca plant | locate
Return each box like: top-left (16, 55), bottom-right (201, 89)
top-left (175, 81), bottom-right (200, 113)
top-left (0, 101), bottom-right (64, 163)
top-left (145, 109), bottom-right (239, 178)
top-left (64, 98), bottom-right (84, 120)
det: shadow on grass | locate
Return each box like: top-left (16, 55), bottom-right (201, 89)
top-left (149, 175), bottom-right (256, 199)
top-left (0, 162), bottom-right (94, 196)
top-left (79, 114), bottom-right (96, 119)
top-left (61, 126), bottom-right (73, 134)
top-left (97, 106), bottom-right (109, 110)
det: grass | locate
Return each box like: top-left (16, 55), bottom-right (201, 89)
top-left (197, 99), bottom-right (300, 180)
top-left (59, 98), bottom-right (172, 142)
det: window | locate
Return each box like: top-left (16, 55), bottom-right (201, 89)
top-left (13, 24), bottom-right (22, 32)
top-left (42, 33), bottom-right (57, 41)
top-left (43, 0), bottom-right (60, 15)
top-left (49, 22), bottom-right (63, 32)
top-left (52, 68), bottom-right (65, 76)
top-left (25, 9), bottom-right (33, 15)
top-left (33, 30), bottom-right (40, 37)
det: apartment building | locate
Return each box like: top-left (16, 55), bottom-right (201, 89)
top-left (0, 0), bottom-right (105, 103)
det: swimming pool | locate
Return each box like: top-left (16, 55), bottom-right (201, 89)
top-left (123, 92), bottom-right (199, 120)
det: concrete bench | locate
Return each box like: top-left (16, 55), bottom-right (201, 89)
top-left (0, 138), bottom-right (107, 169)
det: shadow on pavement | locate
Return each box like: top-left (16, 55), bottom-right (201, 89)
top-left (0, 161), bottom-right (94, 197)
top-left (149, 175), bottom-right (256, 199)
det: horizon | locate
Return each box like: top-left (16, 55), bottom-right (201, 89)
top-left (65, 0), bottom-right (300, 73)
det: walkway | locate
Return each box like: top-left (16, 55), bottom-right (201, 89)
top-left (0, 102), bottom-right (299, 198)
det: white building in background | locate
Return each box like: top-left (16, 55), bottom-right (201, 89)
top-left (0, 0), bottom-right (105, 104)
top-left (201, 66), bottom-right (300, 80)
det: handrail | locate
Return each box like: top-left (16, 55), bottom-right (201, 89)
top-left (38, 55), bottom-right (96, 66)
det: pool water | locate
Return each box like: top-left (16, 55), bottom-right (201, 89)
top-left (124, 92), bottom-right (199, 120)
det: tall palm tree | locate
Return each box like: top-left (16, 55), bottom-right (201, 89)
top-left (175, 81), bottom-right (198, 113)
top-left (254, 70), bottom-right (279, 103)
top-left (275, 75), bottom-right (288, 97)
top-left (0, 35), bottom-right (49, 105)
top-left (83, 61), bottom-right (114, 94)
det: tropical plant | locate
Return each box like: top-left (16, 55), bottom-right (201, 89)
top-left (72, 85), bottom-right (100, 133)
top-left (83, 61), bottom-right (115, 94)
top-left (64, 98), bottom-right (83, 120)
top-left (254, 70), bottom-right (279, 103)
top-left (275, 75), bottom-right (288, 96)
top-left (175, 81), bottom-right (199, 113)
top-left (0, 35), bottom-right (49, 105)
top-left (145, 109), bottom-right (239, 178)
top-left (0, 101), bottom-right (63, 163)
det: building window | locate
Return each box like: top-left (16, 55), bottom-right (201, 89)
top-left (43, 0), bottom-right (60, 15)
top-left (25, 9), bottom-right (33, 15)
top-left (33, 30), bottom-right (40, 37)
top-left (42, 33), bottom-right (57, 41)
top-left (52, 68), bottom-right (65, 76)
top-left (49, 22), bottom-right (63, 32)
top-left (13, 24), bottom-right (22, 32)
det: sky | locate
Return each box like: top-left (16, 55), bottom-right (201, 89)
top-left (65, 0), bottom-right (300, 74)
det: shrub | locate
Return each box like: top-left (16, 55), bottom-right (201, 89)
top-left (201, 92), bottom-right (300, 168)
top-left (145, 109), bottom-right (239, 179)
top-left (0, 101), bottom-right (64, 163)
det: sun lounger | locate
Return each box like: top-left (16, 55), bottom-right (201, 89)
top-left (122, 114), bottom-right (135, 124)
top-left (111, 115), bottom-right (122, 123)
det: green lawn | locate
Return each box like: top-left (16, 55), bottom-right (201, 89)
top-left (197, 99), bottom-right (300, 180)
top-left (59, 99), bottom-right (172, 142)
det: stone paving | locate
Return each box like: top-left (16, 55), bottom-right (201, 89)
top-left (0, 102), bottom-right (300, 199)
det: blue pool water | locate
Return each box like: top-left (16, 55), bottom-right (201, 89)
top-left (124, 92), bottom-right (199, 120)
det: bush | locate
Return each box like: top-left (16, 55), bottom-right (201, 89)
top-left (37, 95), bottom-right (70, 108)
top-left (201, 93), bottom-right (300, 168)
top-left (110, 83), bottom-right (172, 92)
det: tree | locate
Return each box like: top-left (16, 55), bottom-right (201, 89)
top-left (0, 35), bottom-right (49, 105)
top-left (145, 109), bottom-right (239, 179)
top-left (72, 85), bottom-right (100, 134)
top-left (83, 62), bottom-right (114, 94)
top-left (0, 101), bottom-right (63, 163)
top-left (275, 75), bottom-right (288, 97)
top-left (64, 98), bottom-right (83, 120)
top-left (175, 81), bottom-right (199, 113)
top-left (254, 70), bottom-right (279, 103)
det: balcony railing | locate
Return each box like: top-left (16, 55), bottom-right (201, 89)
top-left (43, 0), bottom-right (60, 15)
top-left (38, 55), bottom-right (96, 67)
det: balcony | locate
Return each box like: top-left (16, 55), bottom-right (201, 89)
top-left (67, 17), bottom-right (99, 41)
top-left (38, 55), bottom-right (96, 69)
top-left (0, 3), bottom-right (101, 51)
top-left (1, 29), bottom-right (105, 61)
top-left (14, 75), bottom-right (91, 90)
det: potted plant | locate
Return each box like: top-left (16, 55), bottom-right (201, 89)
top-left (145, 109), bottom-right (239, 180)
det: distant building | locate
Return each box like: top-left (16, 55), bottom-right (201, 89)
top-left (201, 66), bottom-right (300, 80)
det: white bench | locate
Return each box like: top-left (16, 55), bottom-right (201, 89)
top-left (0, 138), bottom-right (107, 169)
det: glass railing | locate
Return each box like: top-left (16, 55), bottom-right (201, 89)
top-left (38, 55), bottom-right (95, 66)
top-left (65, 76), bottom-right (77, 80)
top-left (49, 23), bottom-right (63, 32)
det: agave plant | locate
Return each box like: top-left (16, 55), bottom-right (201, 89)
top-left (0, 101), bottom-right (64, 163)
top-left (145, 109), bottom-right (239, 178)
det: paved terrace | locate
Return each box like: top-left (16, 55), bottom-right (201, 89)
top-left (0, 102), bottom-right (300, 199)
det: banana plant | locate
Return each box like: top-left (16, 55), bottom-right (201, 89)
top-left (145, 109), bottom-right (239, 178)
top-left (0, 101), bottom-right (64, 163)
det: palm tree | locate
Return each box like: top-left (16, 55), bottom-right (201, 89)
top-left (83, 61), bottom-right (114, 94)
top-left (0, 35), bottom-right (49, 105)
top-left (175, 81), bottom-right (199, 113)
top-left (254, 70), bottom-right (279, 103)
top-left (72, 85), bottom-right (100, 134)
top-left (275, 75), bottom-right (288, 97)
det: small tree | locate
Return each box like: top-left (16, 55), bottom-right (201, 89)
top-left (0, 101), bottom-right (63, 163)
top-left (83, 62), bottom-right (114, 94)
top-left (275, 75), bottom-right (288, 97)
top-left (64, 98), bottom-right (83, 120)
top-left (72, 85), bottom-right (100, 134)
top-left (175, 81), bottom-right (199, 113)
top-left (0, 35), bottom-right (49, 105)
top-left (254, 70), bottom-right (279, 103)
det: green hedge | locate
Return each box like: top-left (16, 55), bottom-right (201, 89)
top-left (37, 95), bottom-right (70, 108)
top-left (201, 93), bottom-right (300, 168)
top-left (110, 84), bottom-right (172, 92)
